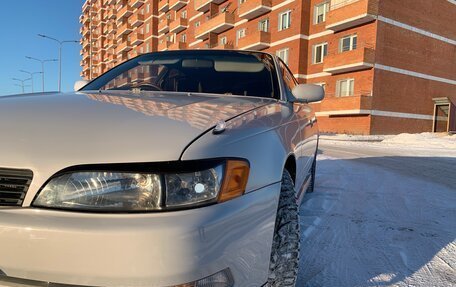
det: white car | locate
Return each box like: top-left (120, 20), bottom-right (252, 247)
top-left (0, 50), bottom-right (323, 287)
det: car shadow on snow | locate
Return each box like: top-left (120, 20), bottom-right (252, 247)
top-left (297, 155), bottom-right (456, 287)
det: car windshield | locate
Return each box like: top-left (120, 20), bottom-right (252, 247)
top-left (82, 50), bottom-right (280, 99)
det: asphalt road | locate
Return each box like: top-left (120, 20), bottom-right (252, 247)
top-left (297, 141), bottom-right (456, 287)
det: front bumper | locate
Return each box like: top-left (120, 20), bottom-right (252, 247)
top-left (0, 183), bottom-right (280, 287)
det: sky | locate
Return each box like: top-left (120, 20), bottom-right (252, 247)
top-left (0, 0), bottom-right (85, 96)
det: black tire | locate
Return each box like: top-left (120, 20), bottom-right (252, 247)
top-left (267, 170), bottom-right (300, 287)
top-left (307, 155), bottom-right (317, 193)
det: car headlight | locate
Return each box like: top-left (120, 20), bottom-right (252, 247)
top-left (33, 160), bottom-right (249, 212)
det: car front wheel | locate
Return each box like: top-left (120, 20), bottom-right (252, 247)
top-left (267, 169), bottom-right (300, 286)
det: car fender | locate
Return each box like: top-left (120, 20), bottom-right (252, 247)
top-left (180, 102), bottom-right (301, 193)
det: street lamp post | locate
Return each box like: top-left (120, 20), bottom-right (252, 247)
top-left (12, 78), bottom-right (31, 94)
top-left (25, 56), bottom-right (58, 92)
top-left (19, 70), bottom-right (43, 93)
top-left (14, 84), bottom-right (31, 93)
top-left (38, 34), bottom-right (79, 92)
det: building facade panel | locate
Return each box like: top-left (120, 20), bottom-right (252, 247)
top-left (376, 21), bottom-right (456, 81)
top-left (378, 0), bottom-right (456, 40)
top-left (372, 69), bottom-right (455, 115)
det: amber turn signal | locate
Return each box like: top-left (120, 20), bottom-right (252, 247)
top-left (218, 160), bottom-right (250, 203)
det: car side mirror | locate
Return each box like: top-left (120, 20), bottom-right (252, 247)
top-left (74, 80), bottom-right (89, 91)
top-left (291, 84), bottom-right (325, 103)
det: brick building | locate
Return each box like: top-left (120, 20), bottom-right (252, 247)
top-left (79, 0), bottom-right (456, 135)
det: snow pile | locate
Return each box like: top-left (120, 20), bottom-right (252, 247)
top-left (381, 133), bottom-right (456, 149)
top-left (320, 134), bottom-right (387, 142)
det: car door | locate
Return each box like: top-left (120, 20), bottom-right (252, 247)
top-left (277, 60), bottom-right (310, 194)
top-left (279, 61), bottom-right (316, 189)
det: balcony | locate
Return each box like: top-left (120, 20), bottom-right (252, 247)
top-left (82, 28), bottom-right (91, 37)
top-left (106, 38), bottom-right (116, 48)
top-left (237, 31), bottom-right (270, 50)
top-left (212, 42), bottom-right (234, 49)
top-left (194, 0), bottom-right (226, 12)
top-left (170, 17), bottom-right (188, 33)
top-left (238, 0), bottom-right (272, 20)
top-left (131, 32), bottom-right (145, 45)
top-left (82, 52), bottom-right (90, 60)
top-left (169, 0), bottom-right (187, 11)
top-left (195, 12), bottom-right (235, 40)
top-left (158, 40), bottom-right (172, 51)
top-left (82, 2), bottom-right (90, 13)
top-left (131, 0), bottom-right (145, 8)
top-left (131, 13), bottom-right (145, 27)
top-left (118, 5), bottom-right (133, 20)
top-left (169, 41), bottom-right (188, 50)
top-left (130, 71), bottom-right (145, 82)
top-left (107, 23), bottom-right (117, 34)
top-left (319, 93), bottom-right (373, 114)
top-left (158, 18), bottom-right (172, 34)
top-left (117, 40), bottom-right (132, 53)
top-left (323, 45), bottom-right (375, 74)
top-left (159, 0), bottom-right (169, 12)
top-left (326, 0), bottom-right (379, 32)
top-left (107, 8), bottom-right (116, 19)
top-left (82, 40), bottom-right (90, 48)
top-left (117, 22), bottom-right (133, 36)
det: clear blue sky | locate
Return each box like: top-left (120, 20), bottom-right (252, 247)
top-left (0, 0), bottom-right (85, 96)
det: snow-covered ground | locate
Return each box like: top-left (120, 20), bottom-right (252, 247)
top-left (321, 132), bottom-right (456, 153)
top-left (297, 135), bottom-right (456, 287)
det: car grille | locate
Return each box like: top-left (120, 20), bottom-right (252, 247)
top-left (0, 168), bottom-right (33, 207)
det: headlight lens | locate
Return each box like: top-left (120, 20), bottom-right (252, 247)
top-left (165, 165), bottom-right (223, 208)
top-left (33, 172), bottom-right (164, 211)
top-left (33, 160), bottom-right (249, 212)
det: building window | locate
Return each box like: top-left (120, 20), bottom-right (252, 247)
top-left (312, 42), bottom-right (328, 64)
top-left (146, 23), bottom-right (150, 33)
top-left (278, 11), bottom-right (291, 31)
top-left (146, 42), bottom-right (150, 53)
top-left (314, 2), bottom-right (329, 24)
top-left (340, 34), bottom-right (357, 52)
top-left (259, 18), bottom-right (269, 32)
top-left (239, 0), bottom-right (247, 4)
top-left (146, 3), bottom-right (150, 13)
top-left (237, 28), bottom-right (246, 39)
top-left (220, 36), bottom-right (227, 45)
top-left (195, 21), bottom-right (200, 27)
top-left (181, 34), bottom-right (187, 43)
top-left (336, 79), bottom-right (355, 97)
top-left (181, 10), bottom-right (187, 19)
top-left (276, 48), bottom-right (290, 65)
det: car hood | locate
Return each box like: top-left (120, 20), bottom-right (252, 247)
top-left (0, 91), bottom-right (273, 171)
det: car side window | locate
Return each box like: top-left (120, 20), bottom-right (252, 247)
top-left (278, 59), bottom-right (298, 98)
